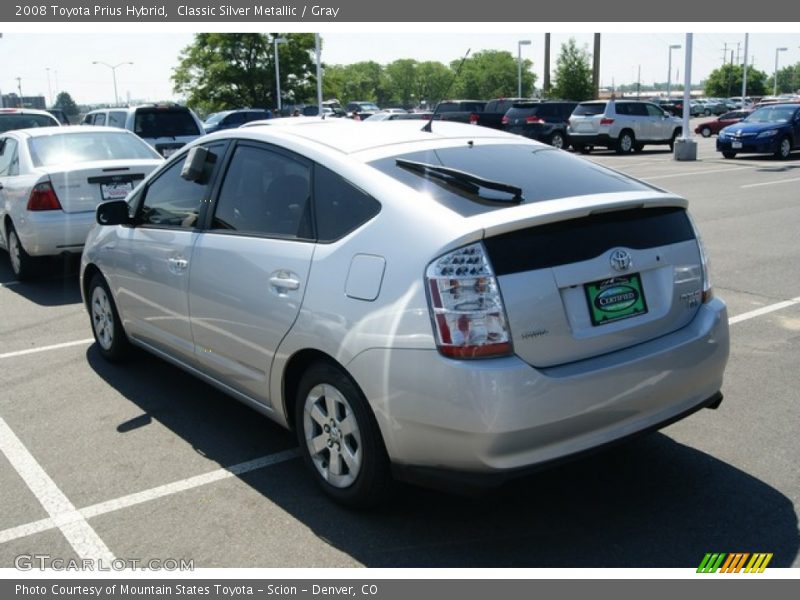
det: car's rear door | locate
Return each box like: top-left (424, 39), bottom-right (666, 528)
top-left (187, 141), bottom-right (315, 405)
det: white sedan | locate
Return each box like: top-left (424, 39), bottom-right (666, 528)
top-left (0, 126), bottom-right (163, 279)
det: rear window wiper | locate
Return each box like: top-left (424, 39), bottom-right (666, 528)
top-left (395, 158), bottom-right (524, 204)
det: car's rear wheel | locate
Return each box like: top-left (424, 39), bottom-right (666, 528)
top-left (549, 131), bottom-right (566, 150)
top-left (700, 126), bottom-right (712, 138)
top-left (295, 361), bottom-right (391, 508)
top-left (616, 131), bottom-right (635, 154)
top-left (722, 151), bottom-right (737, 159)
top-left (775, 137), bottom-right (792, 160)
top-left (668, 129), bottom-right (682, 151)
top-left (6, 224), bottom-right (36, 281)
top-left (704, 109), bottom-right (712, 116)
top-left (89, 273), bottom-right (130, 362)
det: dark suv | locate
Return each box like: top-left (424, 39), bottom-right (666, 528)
top-left (502, 101), bottom-right (578, 149)
top-left (202, 109), bottom-right (272, 133)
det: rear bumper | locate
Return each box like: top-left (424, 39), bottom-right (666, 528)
top-left (13, 210), bottom-right (95, 256)
top-left (567, 132), bottom-right (613, 147)
top-left (346, 297), bottom-right (729, 479)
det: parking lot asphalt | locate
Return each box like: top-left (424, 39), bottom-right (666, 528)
top-left (1, 128), bottom-right (798, 569)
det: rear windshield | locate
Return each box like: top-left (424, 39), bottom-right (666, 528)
top-left (573, 103), bottom-right (607, 116)
top-left (368, 143), bottom-right (653, 217)
top-left (437, 102), bottom-right (486, 113)
top-left (506, 105), bottom-right (541, 118)
top-left (0, 113), bottom-right (58, 133)
top-left (133, 108), bottom-right (200, 138)
top-left (28, 131), bottom-right (160, 167)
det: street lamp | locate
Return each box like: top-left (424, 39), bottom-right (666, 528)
top-left (517, 39), bottom-right (531, 98)
top-left (773, 47), bottom-right (788, 95)
top-left (46, 67), bottom-right (52, 106)
top-left (274, 36), bottom-right (288, 112)
top-left (92, 61), bottom-right (133, 106)
top-left (667, 44), bottom-right (681, 99)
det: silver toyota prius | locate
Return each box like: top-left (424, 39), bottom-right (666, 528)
top-left (80, 120), bottom-right (729, 507)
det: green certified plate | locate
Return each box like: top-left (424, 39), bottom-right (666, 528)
top-left (584, 274), bottom-right (648, 326)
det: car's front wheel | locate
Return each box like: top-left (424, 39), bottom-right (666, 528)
top-left (722, 151), bottom-right (737, 159)
top-left (6, 224), bottom-right (36, 281)
top-left (295, 361), bottom-right (391, 508)
top-left (700, 126), bottom-right (712, 138)
top-left (775, 137), bottom-right (792, 160)
top-left (88, 273), bottom-right (130, 362)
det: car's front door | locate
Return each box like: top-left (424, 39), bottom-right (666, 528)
top-left (110, 143), bottom-right (226, 362)
top-left (187, 141), bottom-right (315, 405)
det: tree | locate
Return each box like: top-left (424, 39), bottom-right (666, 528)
top-left (384, 59), bottom-right (418, 108)
top-left (52, 92), bottom-right (79, 118)
top-left (171, 33), bottom-right (317, 115)
top-left (551, 38), bottom-right (594, 101)
top-left (704, 64), bottom-right (768, 97)
top-left (766, 62), bottom-right (800, 95)
top-left (450, 50), bottom-right (535, 99)
top-left (414, 61), bottom-right (452, 108)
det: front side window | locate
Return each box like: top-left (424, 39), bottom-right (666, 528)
top-left (212, 144), bottom-right (311, 239)
top-left (94, 113), bottom-right (106, 126)
top-left (108, 111), bottom-right (127, 128)
top-left (0, 138), bottom-right (19, 177)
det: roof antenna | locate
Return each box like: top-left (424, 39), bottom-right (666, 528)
top-left (422, 48), bottom-right (471, 133)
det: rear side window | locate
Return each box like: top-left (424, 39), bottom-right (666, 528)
top-left (134, 108), bottom-right (201, 138)
top-left (573, 103), bottom-right (606, 116)
top-left (212, 144), bottom-right (312, 239)
top-left (108, 111), bottom-right (127, 128)
top-left (314, 166), bottom-right (381, 242)
top-left (0, 138), bottom-right (19, 176)
top-left (369, 143), bottom-right (653, 217)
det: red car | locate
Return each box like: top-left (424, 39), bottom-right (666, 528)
top-left (695, 110), bottom-right (752, 137)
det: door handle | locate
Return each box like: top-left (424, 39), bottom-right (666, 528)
top-left (269, 272), bottom-right (300, 291)
top-left (168, 257), bottom-right (189, 271)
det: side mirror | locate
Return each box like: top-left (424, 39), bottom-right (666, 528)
top-left (96, 200), bottom-right (131, 226)
top-left (180, 146), bottom-right (217, 183)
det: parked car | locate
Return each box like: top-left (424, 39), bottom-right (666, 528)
top-left (670, 99), bottom-right (704, 117)
top-left (82, 104), bottom-right (205, 158)
top-left (346, 101), bottom-right (380, 120)
top-left (502, 101), bottom-right (578, 149)
top-left (435, 98), bottom-right (528, 129)
top-left (0, 108), bottom-right (60, 133)
top-left (0, 126), bottom-right (163, 279)
top-left (363, 111), bottom-right (433, 122)
top-left (45, 108), bottom-right (71, 125)
top-left (203, 109), bottom-right (272, 133)
top-left (699, 99), bottom-right (729, 116)
top-left (81, 120), bottom-right (728, 507)
top-left (716, 103), bottom-right (800, 160)
top-left (568, 100), bottom-right (683, 154)
top-left (695, 110), bottom-right (752, 137)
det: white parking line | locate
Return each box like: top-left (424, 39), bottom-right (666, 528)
top-left (0, 417), bottom-right (115, 561)
top-left (0, 448), bottom-right (299, 546)
top-left (741, 177), bottom-right (800, 189)
top-left (0, 338), bottom-right (93, 360)
top-left (643, 165), bottom-right (754, 181)
top-left (728, 296), bottom-right (800, 325)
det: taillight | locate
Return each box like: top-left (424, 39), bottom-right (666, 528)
top-left (600, 118), bottom-right (615, 125)
top-left (501, 115), bottom-right (509, 125)
top-left (525, 116), bottom-right (544, 124)
top-left (426, 243), bottom-right (512, 359)
top-left (688, 214), bottom-right (713, 303)
top-left (469, 113), bottom-right (479, 125)
top-left (27, 182), bottom-right (62, 211)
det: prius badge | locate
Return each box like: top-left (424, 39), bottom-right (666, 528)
top-left (609, 249), bottom-right (632, 272)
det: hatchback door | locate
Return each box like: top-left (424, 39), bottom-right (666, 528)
top-left (133, 107), bottom-right (203, 158)
top-left (568, 102), bottom-right (607, 135)
top-left (188, 142), bottom-right (314, 404)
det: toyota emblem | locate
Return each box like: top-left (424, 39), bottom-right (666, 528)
top-left (610, 249), bottom-right (632, 272)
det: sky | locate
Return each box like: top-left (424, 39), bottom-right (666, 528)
top-left (1, 28), bottom-right (799, 106)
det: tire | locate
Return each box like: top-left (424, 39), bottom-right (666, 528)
top-left (700, 127), bottom-right (712, 138)
top-left (88, 273), bottom-right (130, 362)
top-left (295, 361), bottom-right (392, 508)
top-left (615, 130), bottom-right (635, 154)
top-left (774, 137), bottom-right (792, 160)
top-left (633, 143), bottom-right (645, 153)
top-left (6, 224), bottom-right (36, 281)
top-left (549, 131), bottom-right (566, 150)
top-left (722, 151), bottom-right (737, 159)
top-left (668, 129), bottom-right (681, 151)
top-left (704, 109), bottom-right (711, 116)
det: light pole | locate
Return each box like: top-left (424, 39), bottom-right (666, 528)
top-left (92, 61), bottom-right (133, 106)
top-left (773, 47), bottom-right (788, 95)
top-left (274, 36), bottom-right (288, 112)
top-left (46, 67), bottom-right (53, 106)
top-left (667, 44), bottom-right (681, 99)
top-left (517, 39), bottom-right (531, 98)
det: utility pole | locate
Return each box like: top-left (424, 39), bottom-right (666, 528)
top-left (637, 64), bottom-right (641, 99)
top-left (593, 33), bottom-right (601, 100)
top-left (742, 33), bottom-right (749, 102)
top-left (15, 77), bottom-right (22, 106)
top-left (736, 42), bottom-right (741, 65)
top-left (543, 33), bottom-right (551, 98)
top-left (722, 43), bottom-right (728, 66)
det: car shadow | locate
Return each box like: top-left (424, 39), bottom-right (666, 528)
top-left (0, 253), bottom-right (82, 307)
top-left (87, 346), bottom-right (800, 568)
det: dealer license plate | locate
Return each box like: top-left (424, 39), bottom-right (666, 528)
top-left (100, 182), bottom-right (133, 201)
top-left (584, 273), bottom-right (648, 326)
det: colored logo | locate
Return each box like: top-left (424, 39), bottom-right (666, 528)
top-left (594, 285), bottom-right (639, 312)
top-left (697, 552), bottom-right (773, 573)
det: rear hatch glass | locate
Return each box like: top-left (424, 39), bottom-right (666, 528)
top-left (133, 108), bottom-right (201, 138)
top-left (572, 103), bottom-right (607, 116)
top-left (368, 143), bottom-right (653, 217)
top-left (0, 113), bottom-right (59, 133)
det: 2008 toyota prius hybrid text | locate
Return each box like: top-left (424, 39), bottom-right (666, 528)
top-left (80, 120), bottom-right (729, 507)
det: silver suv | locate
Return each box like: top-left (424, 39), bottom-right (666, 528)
top-left (568, 100), bottom-right (683, 154)
top-left (81, 121), bottom-right (728, 507)
top-left (82, 104), bottom-right (205, 158)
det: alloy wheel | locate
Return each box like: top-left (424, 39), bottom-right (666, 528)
top-left (91, 285), bottom-right (115, 351)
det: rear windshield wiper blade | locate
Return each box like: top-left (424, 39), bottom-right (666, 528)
top-left (395, 158), bottom-right (524, 204)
